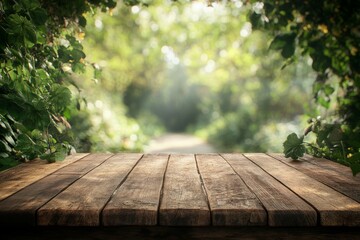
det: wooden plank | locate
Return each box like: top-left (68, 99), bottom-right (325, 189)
top-left (196, 154), bottom-right (267, 226)
top-left (37, 154), bottom-right (143, 226)
top-left (270, 153), bottom-right (360, 203)
top-left (0, 153), bottom-right (111, 226)
top-left (102, 154), bottom-right (169, 226)
top-left (52, 153), bottom-right (111, 175)
top-left (159, 154), bottom-right (210, 226)
top-left (245, 153), bottom-right (360, 226)
top-left (0, 153), bottom-right (88, 201)
top-left (0, 159), bottom-right (47, 181)
top-left (301, 154), bottom-right (360, 179)
top-left (221, 153), bottom-right (317, 226)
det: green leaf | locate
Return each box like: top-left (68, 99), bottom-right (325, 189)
top-left (0, 115), bottom-right (17, 138)
top-left (66, 35), bottom-right (83, 50)
top-left (249, 12), bottom-right (262, 29)
top-left (281, 58), bottom-right (295, 70)
top-left (24, 25), bottom-right (37, 44)
top-left (19, 0), bottom-right (41, 11)
top-left (312, 82), bottom-right (322, 95)
top-left (36, 69), bottom-right (50, 80)
top-left (71, 49), bottom-right (86, 62)
top-left (106, 0), bottom-right (117, 9)
top-left (323, 84), bottom-right (335, 96)
top-left (30, 8), bottom-right (47, 26)
top-left (15, 133), bottom-right (35, 152)
top-left (4, 133), bottom-right (16, 146)
top-left (317, 96), bottom-right (330, 109)
top-left (269, 36), bottom-right (287, 50)
top-left (58, 46), bottom-right (71, 62)
top-left (348, 153), bottom-right (360, 176)
top-left (310, 52), bottom-right (331, 72)
top-left (49, 85), bottom-right (72, 111)
top-left (269, 33), bottom-right (296, 59)
top-left (0, 153), bottom-right (9, 158)
top-left (54, 149), bottom-right (67, 161)
top-left (0, 139), bottom-right (12, 152)
top-left (72, 62), bottom-right (86, 73)
top-left (316, 129), bottom-right (328, 147)
top-left (40, 144), bottom-right (67, 163)
top-left (15, 133), bottom-right (45, 160)
top-left (283, 133), bottom-right (306, 159)
top-left (6, 14), bottom-right (23, 28)
top-left (6, 14), bottom-right (37, 46)
top-left (281, 41), bottom-right (295, 58)
top-left (269, 33), bottom-right (296, 50)
top-left (78, 16), bottom-right (87, 27)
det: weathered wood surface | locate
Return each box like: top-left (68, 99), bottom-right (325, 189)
top-left (0, 153), bottom-right (110, 226)
top-left (159, 154), bottom-right (210, 226)
top-left (0, 153), bottom-right (359, 228)
top-left (245, 153), bottom-right (360, 226)
top-left (0, 153), bottom-right (88, 201)
top-left (270, 153), bottom-right (360, 202)
top-left (222, 153), bottom-right (317, 226)
top-left (196, 154), bottom-right (266, 226)
top-left (102, 154), bottom-right (169, 226)
top-left (37, 154), bottom-right (142, 226)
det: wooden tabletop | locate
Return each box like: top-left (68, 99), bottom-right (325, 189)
top-left (1, 153), bottom-right (360, 227)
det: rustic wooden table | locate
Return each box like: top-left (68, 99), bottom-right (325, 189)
top-left (1, 153), bottom-right (359, 239)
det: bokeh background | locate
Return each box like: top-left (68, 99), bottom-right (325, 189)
top-left (67, 0), bottom-right (317, 153)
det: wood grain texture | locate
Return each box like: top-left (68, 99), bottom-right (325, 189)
top-left (270, 153), bottom-right (360, 203)
top-left (0, 153), bottom-right (88, 201)
top-left (245, 153), bottom-right (360, 226)
top-left (0, 159), bottom-right (47, 181)
top-left (0, 153), bottom-right (111, 226)
top-left (1, 153), bottom-right (360, 228)
top-left (37, 154), bottom-right (142, 226)
top-left (222, 153), bottom-right (317, 226)
top-left (196, 154), bottom-right (267, 226)
top-left (0, 174), bottom-right (81, 226)
top-left (52, 153), bottom-right (112, 175)
top-left (301, 154), bottom-right (360, 179)
top-left (159, 154), bottom-right (210, 226)
top-left (102, 154), bottom-right (169, 226)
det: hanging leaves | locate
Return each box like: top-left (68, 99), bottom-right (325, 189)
top-left (250, 0), bottom-right (360, 174)
top-left (269, 33), bottom-right (296, 59)
top-left (0, 0), bottom-right (120, 168)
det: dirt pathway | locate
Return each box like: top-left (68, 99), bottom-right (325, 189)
top-left (144, 133), bottom-right (216, 153)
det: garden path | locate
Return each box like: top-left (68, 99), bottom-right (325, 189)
top-left (145, 133), bottom-right (216, 153)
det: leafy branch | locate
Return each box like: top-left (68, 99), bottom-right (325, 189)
top-left (0, 0), bottom-right (121, 169)
top-left (283, 117), bottom-right (360, 176)
top-left (245, 0), bottom-right (360, 175)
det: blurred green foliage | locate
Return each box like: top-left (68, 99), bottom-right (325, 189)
top-left (76, 0), bottom-right (314, 155)
top-left (0, 0), bottom-right (129, 169)
top-left (1, 0), bottom-right (359, 175)
top-left (248, 0), bottom-right (360, 175)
